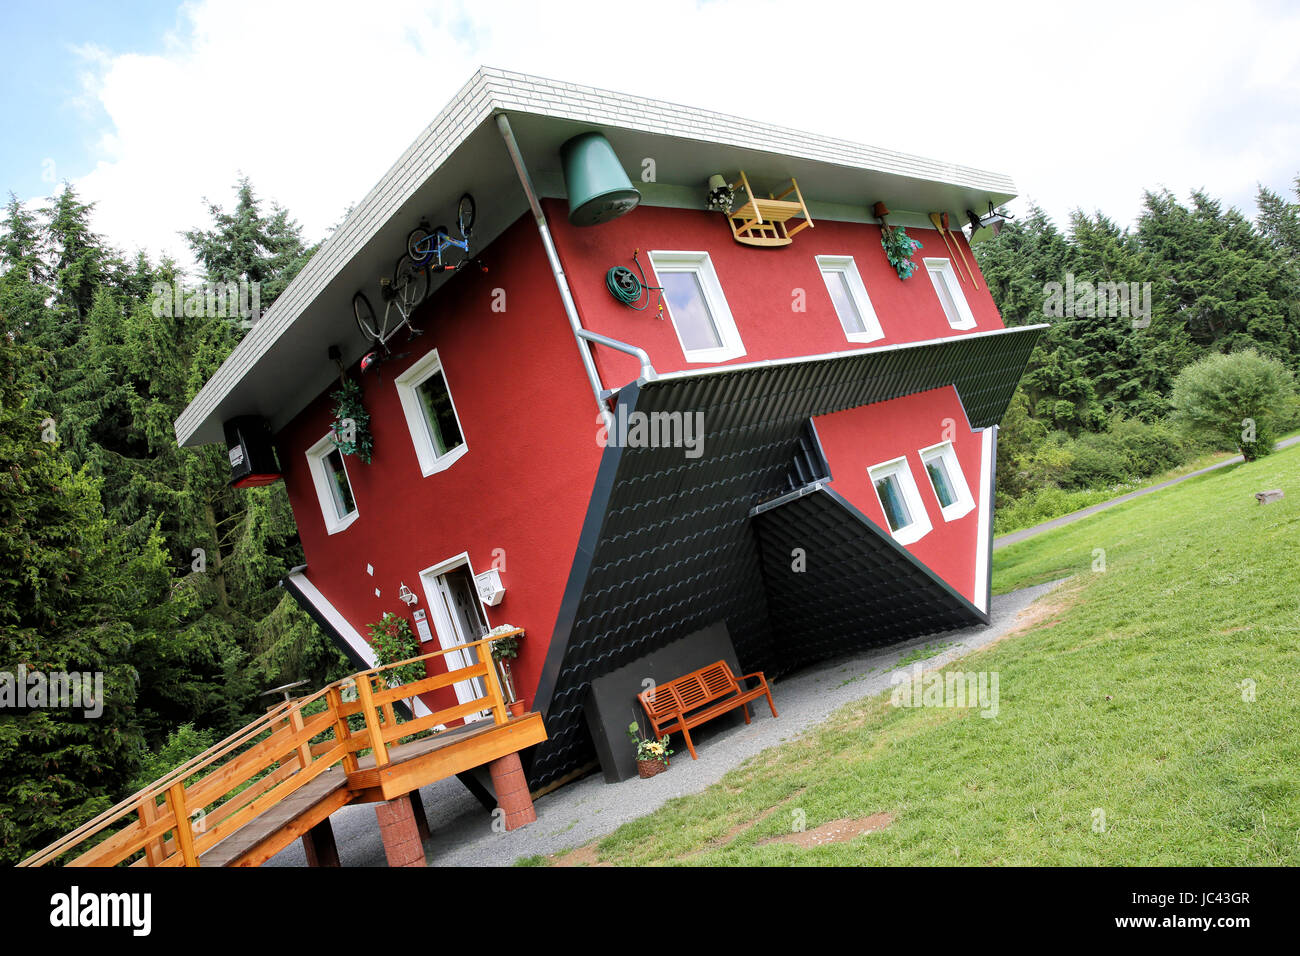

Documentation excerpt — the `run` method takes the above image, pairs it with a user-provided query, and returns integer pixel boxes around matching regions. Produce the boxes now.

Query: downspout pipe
[495,112,654,409]
[575,329,656,399]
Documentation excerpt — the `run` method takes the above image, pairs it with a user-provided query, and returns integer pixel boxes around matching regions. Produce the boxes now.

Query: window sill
[416,442,469,478]
[324,511,361,536]
[889,520,932,546]
[681,345,747,364]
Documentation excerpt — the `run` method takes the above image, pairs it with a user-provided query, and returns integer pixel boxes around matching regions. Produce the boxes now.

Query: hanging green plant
[330,377,373,463]
[367,612,423,686]
[881,225,924,280]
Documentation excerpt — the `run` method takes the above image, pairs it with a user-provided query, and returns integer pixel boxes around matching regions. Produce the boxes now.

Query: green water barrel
[560,131,641,226]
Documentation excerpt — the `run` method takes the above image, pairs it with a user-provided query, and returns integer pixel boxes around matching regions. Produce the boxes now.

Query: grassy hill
[534,443,1300,865]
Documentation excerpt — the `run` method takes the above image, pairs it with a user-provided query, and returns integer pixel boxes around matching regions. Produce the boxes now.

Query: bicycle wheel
[353,291,381,342]
[407,224,433,265]
[392,254,429,315]
[457,193,476,239]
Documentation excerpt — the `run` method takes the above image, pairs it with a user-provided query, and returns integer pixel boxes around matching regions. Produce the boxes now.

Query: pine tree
[0,309,176,863]
[183,177,316,319]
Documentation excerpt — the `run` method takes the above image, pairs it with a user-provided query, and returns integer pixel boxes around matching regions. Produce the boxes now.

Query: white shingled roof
[175,67,1016,447]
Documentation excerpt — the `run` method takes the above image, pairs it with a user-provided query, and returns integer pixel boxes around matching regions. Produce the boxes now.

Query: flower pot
[507,699,526,718]
[637,759,667,779]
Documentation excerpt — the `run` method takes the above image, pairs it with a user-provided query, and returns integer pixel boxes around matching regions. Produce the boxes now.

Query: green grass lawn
[534,443,1300,866]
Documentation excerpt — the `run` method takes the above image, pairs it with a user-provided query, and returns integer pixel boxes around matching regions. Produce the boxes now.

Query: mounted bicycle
[352,253,428,365]
[406,193,486,274]
[352,193,484,375]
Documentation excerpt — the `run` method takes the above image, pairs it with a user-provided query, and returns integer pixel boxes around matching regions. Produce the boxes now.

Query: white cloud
[60,0,1300,267]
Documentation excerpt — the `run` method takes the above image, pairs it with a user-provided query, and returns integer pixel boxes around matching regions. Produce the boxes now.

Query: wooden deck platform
[198,714,546,867]
[21,633,547,869]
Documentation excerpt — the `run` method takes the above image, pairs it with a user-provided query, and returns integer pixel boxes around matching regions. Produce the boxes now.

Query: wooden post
[165,782,199,867]
[409,790,431,843]
[484,650,509,725]
[137,796,164,867]
[355,675,389,767]
[302,818,340,868]
[287,705,312,771]
[327,685,359,773]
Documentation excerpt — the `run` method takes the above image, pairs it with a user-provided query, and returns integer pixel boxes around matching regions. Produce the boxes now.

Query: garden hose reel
[605,250,664,316]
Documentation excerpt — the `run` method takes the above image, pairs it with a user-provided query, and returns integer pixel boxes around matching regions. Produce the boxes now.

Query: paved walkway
[266,577,1067,868]
[993,436,1299,551]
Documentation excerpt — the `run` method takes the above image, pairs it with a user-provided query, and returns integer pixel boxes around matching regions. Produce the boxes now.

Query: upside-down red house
[176,68,1043,793]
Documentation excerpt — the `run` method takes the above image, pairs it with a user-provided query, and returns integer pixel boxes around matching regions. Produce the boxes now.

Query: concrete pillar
[302,818,340,868]
[488,752,537,831]
[374,794,426,867]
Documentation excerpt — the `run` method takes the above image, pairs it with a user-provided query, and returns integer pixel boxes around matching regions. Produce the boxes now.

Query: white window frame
[306,433,360,535]
[647,250,746,364]
[394,347,469,477]
[918,440,975,522]
[867,456,932,546]
[924,258,977,330]
[815,255,884,343]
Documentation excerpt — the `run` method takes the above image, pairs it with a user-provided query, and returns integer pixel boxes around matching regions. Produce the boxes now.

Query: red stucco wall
[277,203,996,716]
[813,386,985,603]
[276,213,604,714]
[545,199,1001,389]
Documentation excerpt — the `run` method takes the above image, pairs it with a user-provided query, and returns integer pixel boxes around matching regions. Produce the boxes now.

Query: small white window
[816,255,883,343]
[867,456,932,545]
[394,348,468,477]
[919,441,975,521]
[306,433,359,534]
[648,251,745,363]
[924,258,976,330]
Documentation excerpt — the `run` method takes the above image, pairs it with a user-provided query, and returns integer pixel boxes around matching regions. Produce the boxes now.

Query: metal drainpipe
[495,112,653,412]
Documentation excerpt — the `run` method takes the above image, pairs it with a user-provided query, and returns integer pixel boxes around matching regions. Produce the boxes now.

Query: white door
[424,565,490,722]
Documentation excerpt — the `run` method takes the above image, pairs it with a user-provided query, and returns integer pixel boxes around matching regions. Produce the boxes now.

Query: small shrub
[130,723,219,792]
[1170,350,1295,461]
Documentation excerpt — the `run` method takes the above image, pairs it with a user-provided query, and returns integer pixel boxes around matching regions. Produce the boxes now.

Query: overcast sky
[2,0,1297,269]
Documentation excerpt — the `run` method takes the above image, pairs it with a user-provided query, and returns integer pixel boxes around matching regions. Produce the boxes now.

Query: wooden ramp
[20,633,547,868]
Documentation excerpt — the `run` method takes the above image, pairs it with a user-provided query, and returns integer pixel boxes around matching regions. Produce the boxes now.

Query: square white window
[306,433,359,534]
[816,255,884,343]
[867,456,932,546]
[648,251,746,363]
[924,258,977,330]
[394,348,468,477]
[918,441,975,521]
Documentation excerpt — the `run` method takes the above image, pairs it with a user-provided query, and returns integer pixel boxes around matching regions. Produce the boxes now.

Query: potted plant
[367,612,423,717]
[628,721,673,779]
[330,377,374,463]
[880,224,923,280]
[488,625,525,717]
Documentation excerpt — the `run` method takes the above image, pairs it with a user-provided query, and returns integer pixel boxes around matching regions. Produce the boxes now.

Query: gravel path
[266,577,1067,868]
[993,436,1300,551]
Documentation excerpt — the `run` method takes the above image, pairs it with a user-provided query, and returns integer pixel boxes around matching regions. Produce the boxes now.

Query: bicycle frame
[411,230,469,272]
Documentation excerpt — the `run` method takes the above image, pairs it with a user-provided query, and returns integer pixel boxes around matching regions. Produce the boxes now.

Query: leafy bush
[1064,418,1191,488]
[1170,349,1296,461]
[130,723,219,793]
[993,485,1120,535]
[366,612,424,686]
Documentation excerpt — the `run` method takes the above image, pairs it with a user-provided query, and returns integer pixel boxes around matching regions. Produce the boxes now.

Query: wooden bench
[637,661,778,760]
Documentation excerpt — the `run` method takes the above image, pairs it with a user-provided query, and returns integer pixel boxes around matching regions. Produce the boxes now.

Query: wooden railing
[19,632,520,868]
